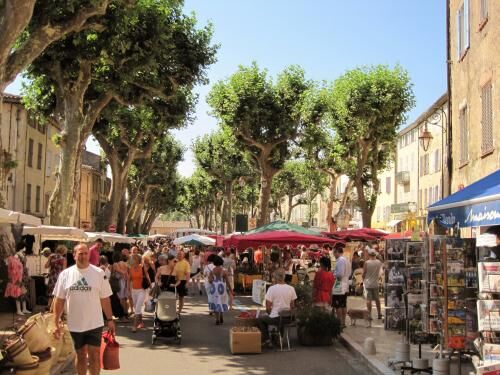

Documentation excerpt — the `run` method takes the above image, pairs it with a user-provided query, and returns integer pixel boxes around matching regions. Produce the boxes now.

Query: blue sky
[6,0,447,177]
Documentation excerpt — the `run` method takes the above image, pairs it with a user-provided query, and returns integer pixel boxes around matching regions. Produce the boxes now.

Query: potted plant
[296,306,342,346]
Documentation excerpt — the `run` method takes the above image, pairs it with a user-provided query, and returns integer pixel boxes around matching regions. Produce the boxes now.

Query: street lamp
[419,124,433,152]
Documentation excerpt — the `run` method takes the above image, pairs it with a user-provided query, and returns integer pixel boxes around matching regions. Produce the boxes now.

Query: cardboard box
[477,362,500,375]
[230,327,261,354]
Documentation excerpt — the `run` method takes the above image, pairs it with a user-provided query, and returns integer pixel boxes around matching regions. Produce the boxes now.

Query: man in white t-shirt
[256,268,297,348]
[332,246,351,328]
[53,243,114,375]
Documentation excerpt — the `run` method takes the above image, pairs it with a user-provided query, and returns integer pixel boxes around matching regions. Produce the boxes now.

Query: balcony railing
[396,171,410,185]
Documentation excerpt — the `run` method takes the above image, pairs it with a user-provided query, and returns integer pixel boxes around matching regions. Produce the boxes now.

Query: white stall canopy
[0,208,42,226]
[86,232,136,244]
[23,225,88,241]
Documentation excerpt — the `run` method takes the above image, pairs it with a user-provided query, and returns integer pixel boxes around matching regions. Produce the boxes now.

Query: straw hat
[4,335,33,366]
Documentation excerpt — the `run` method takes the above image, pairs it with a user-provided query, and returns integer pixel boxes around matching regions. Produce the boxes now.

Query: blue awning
[427,170,500,228]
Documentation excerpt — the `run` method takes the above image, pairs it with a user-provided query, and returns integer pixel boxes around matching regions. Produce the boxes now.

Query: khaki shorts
[365,287,379,301]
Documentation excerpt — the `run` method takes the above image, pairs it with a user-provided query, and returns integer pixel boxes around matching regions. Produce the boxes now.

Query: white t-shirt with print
[265,284,297,318]
[53,264,112,332]
[333,256,351,295]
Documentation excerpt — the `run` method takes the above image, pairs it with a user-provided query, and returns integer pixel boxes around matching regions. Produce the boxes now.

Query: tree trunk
[208,202,214,231]
[141,208,157,234]
[355,179,372,228]
[48,98,86,226]
[194,211,201,229]
[117,194,127,233]
[203,204,210,230]
[98,160,127,231]
[0,0,36,93]
[126,185,152,234]
[220,195,227,234]
[286,195,294,222]
[326,173,338,232]
[257,171,274,227]
[226,181,234,234]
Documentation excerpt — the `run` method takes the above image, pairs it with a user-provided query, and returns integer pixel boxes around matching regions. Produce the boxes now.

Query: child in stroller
[152,256,181,344]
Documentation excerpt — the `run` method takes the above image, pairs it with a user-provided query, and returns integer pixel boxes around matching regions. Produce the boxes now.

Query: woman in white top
[190,249,202,295]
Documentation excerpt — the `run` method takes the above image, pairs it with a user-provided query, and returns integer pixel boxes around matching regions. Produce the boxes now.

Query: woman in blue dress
[208,255,229,325]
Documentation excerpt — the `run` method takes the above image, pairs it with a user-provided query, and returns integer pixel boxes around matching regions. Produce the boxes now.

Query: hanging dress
[4,256,24,298]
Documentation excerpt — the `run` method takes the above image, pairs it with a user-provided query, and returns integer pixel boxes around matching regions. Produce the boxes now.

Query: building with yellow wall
[371,94,449,232]
[449,0,500,193]
[0,94,59,221]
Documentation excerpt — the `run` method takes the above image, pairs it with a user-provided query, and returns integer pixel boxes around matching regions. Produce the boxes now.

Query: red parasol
[223,230,343,251]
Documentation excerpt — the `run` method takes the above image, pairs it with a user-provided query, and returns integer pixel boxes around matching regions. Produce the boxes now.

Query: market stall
[224,230,342,251]
[22,225,88,242]
[173,233,216,246]
[245,220,323,236]
[0,208,42,226]
[86,231,136,244]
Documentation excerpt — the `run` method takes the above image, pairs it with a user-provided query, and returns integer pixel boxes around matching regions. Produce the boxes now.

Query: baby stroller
[152,289,181,345]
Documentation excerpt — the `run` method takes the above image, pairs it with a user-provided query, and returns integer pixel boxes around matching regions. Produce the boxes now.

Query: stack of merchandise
[0,313,75,374]
[385,239,408,331]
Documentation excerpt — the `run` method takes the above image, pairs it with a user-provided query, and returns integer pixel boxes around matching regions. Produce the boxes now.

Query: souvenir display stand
[473,243,500,373]
[384,236,479,373]
[385,239,409,333]
[385,238,434,372]
[428,236,477,353]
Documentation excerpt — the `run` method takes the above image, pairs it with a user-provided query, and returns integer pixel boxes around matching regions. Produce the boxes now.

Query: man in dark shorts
[174,250,190,315]
[53,243,115,375]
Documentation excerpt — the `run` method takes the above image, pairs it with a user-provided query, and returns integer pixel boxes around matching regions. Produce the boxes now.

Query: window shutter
[464,0,470,49]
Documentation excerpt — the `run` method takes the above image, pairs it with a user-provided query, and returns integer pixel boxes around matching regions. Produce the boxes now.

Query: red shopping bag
[100,331,120,370]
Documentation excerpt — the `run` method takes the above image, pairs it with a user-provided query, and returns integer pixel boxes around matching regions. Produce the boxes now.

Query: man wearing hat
[363,248,383,320]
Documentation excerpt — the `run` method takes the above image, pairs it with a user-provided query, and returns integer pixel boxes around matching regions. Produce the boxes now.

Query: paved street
[103,294,374,375]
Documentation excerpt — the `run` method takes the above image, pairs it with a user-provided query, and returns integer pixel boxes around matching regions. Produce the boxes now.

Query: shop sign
[428,200,500,228]
[391,203,410,213]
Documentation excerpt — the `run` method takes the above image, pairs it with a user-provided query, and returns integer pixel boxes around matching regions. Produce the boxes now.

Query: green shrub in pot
[296,306,342,346]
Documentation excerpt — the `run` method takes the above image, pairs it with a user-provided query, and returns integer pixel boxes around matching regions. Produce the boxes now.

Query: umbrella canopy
[428,169,500,227]
[0,208,42,226]
[23,225,87,241]
[224,230,343,251]
[245,220,322,236]
[323,228,388,242]
[86,232,136,244]
[173,234,216,246]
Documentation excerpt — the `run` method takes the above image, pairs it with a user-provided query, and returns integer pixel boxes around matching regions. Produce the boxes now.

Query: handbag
[141,267,151,290]
[149,284,161,299]
[100,331,120,370]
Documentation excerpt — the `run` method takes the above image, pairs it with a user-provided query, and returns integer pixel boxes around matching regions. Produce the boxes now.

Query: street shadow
[109,292,365,375]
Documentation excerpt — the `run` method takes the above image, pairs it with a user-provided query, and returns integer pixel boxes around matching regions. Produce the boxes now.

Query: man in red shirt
[88,239,103,267]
